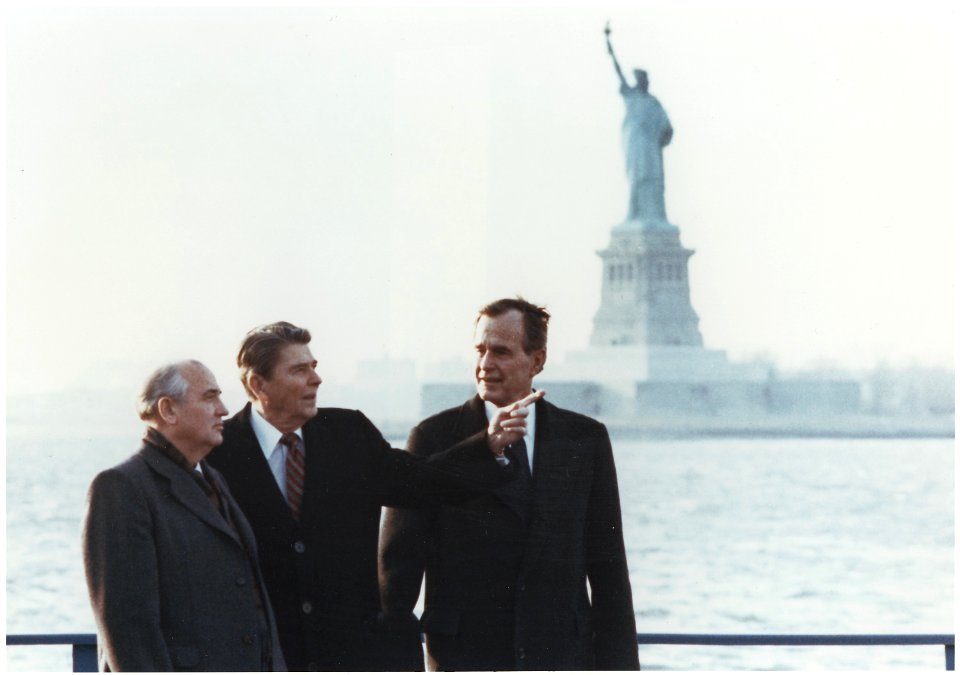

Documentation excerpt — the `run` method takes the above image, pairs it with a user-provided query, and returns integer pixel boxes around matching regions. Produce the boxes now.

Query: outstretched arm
[364,391,545,507]
[605,22,628,89]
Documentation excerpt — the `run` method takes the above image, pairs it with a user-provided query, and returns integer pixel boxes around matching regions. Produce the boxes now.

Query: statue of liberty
[605,23,673,224]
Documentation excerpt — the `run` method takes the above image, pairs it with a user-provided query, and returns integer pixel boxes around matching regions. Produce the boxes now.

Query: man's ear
[157,397,177,424]
[248,373,267,401]
[532,348,547,375]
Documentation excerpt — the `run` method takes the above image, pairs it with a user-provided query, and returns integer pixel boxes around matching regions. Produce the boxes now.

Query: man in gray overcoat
[82,360,286,671]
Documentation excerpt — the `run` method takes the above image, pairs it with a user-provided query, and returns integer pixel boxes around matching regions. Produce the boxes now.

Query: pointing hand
[486,390,545,457]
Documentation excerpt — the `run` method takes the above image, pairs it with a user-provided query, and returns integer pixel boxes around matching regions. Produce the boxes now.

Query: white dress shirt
[484,396,536,475]
[249,407,304,500]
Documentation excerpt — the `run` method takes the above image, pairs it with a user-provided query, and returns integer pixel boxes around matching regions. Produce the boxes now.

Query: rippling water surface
[6,432,953,670]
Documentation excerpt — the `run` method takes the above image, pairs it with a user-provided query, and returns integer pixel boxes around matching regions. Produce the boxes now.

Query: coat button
[242,635,254,645]
[307,662,319,671]
[302,601,313,614]
[294,541,306,553]
[518,647,526,660]
[235,577,247,586]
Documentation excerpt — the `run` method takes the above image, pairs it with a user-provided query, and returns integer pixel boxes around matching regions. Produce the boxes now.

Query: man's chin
[477,389,507,408]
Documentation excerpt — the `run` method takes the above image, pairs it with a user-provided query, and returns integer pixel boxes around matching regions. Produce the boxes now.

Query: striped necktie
[280,432,305,520]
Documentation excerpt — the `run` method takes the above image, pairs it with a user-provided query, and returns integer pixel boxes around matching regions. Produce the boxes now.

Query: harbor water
[6,427,953,671]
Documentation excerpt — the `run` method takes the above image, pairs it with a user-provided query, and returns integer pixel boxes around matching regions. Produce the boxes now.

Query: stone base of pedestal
[555,344,771,384]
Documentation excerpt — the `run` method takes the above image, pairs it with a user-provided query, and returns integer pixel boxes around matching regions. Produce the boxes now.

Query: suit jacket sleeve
[82,468,173,671]
[584,425,641,670]
[354,410,507,508]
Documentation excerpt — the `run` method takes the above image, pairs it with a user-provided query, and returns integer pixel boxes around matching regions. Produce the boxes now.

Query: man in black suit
[206,321,537,671]
[379,298,640,670]
[82,360,285,671]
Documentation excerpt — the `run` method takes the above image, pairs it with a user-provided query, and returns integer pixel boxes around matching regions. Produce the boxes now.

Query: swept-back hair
[237,321,312,398]
[476,297,550,353]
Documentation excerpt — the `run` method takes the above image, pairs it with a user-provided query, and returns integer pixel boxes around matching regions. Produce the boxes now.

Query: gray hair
[137,360,202,421]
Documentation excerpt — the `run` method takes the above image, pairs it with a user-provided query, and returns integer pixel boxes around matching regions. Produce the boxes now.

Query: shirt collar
[250,406,304,460]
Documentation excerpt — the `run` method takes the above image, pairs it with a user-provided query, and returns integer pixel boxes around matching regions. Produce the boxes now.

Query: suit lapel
[530,397,551,477]
[299,412,335,523]
[232,403,300,526]
[139,444,241,546]
[452,395,488,439]
[524,399,567,566]
[462,394,538,522]
[205,464,259,555]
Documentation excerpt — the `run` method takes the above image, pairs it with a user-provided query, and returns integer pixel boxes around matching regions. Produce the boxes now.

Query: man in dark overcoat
[380,298,640,671]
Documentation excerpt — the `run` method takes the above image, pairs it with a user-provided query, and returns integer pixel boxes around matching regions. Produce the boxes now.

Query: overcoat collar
[451,395,489,438]
[138,441,241,546]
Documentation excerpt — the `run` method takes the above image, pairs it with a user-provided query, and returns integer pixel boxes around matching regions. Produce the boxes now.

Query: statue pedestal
[555,344,770,387]
[541,345,775,417]
[590,221,703,348]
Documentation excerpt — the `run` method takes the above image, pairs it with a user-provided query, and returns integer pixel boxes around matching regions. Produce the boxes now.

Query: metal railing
[6,634,97,672]
[637,633,955,670]
[7,632,956,671]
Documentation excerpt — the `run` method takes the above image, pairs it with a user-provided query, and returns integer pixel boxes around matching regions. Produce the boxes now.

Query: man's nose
[309,369,322,386]
[216,399,229,417]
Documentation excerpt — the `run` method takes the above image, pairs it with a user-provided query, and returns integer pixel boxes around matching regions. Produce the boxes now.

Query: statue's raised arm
[604,22,673,224]
[605,22,629,89]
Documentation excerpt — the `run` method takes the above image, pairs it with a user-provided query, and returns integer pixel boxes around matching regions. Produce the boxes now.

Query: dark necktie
[280,432,305,520]
[502,439,533,523]
[507,439,532,482]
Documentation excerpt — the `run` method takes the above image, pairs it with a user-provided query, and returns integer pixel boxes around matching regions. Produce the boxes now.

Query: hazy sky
[6,1,957,398]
